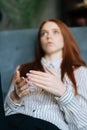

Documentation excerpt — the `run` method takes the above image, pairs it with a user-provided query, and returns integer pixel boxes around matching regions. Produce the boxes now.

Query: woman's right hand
[10,70,30,104]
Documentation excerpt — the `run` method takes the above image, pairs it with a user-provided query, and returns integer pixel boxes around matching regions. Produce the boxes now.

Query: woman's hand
[27,67,67,97]
[10,70,30,103]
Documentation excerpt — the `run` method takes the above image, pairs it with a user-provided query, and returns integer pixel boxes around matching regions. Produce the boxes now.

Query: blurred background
[0,0,87,30]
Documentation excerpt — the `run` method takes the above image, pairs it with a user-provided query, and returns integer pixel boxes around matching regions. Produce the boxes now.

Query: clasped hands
[12,67,66,101]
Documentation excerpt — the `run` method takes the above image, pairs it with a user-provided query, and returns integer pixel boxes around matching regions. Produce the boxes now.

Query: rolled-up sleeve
[4,81,24,115]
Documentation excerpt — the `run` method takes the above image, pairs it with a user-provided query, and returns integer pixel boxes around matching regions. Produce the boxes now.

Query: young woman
[4,19,87,130]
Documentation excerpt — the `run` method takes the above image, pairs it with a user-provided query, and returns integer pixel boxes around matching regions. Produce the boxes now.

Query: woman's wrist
[59,85,67,97]
[10,90,22,104]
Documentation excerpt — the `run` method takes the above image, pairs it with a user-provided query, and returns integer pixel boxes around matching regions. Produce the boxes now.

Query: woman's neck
[44,51,62,62]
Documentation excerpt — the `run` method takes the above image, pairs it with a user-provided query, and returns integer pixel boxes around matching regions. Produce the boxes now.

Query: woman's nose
[47,33,52,39]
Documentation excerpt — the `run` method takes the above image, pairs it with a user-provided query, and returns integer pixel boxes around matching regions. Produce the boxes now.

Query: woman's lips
[47,41,53,44]
[47,42,53,45]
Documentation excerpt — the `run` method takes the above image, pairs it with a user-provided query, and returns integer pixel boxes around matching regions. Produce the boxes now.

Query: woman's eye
[53,30,59,34]
[41,32,47,36]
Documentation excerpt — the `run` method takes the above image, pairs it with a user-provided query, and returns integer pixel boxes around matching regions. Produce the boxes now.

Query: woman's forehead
[41,21,60,31]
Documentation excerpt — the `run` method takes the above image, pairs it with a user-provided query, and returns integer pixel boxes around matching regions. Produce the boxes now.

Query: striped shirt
[4,57,87,130]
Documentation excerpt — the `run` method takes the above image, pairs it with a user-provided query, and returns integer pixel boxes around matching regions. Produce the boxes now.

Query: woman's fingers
[28,67,58,77]
[26,69,56,88]
[16,77,27,88]
[14,70,20,80]
[28,70,48,77]
[27,73,48,82]
[15,82,30,98]
[14,71,30,98]
[29,75,47,86]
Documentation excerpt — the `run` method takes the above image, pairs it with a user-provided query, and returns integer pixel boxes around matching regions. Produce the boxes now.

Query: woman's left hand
[27,67,67,97]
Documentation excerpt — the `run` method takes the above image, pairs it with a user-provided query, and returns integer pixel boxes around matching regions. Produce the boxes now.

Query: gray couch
[0,27,87,98]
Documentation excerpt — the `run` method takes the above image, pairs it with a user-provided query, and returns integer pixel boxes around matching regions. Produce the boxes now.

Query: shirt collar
[41,57,62,70]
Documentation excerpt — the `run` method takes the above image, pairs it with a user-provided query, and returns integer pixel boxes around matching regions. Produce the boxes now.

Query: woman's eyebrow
[41,28,60,32]
[41,29,47,32]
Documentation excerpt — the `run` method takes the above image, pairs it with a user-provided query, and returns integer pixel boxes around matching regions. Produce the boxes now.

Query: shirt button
[50,64,54,68]
[33,109,35,112]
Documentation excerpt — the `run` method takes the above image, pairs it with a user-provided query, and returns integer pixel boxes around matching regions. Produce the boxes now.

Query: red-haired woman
[4,19,87,130]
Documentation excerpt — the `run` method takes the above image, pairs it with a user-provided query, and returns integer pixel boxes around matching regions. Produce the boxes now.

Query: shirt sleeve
[4,66,24,115]
[55,66,87,130]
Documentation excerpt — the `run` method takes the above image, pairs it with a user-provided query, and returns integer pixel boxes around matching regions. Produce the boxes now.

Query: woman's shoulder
[75,66,87,72]
[74,66,87,77]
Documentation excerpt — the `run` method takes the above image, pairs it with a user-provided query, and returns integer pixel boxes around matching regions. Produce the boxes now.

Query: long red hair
[19,19,86,95]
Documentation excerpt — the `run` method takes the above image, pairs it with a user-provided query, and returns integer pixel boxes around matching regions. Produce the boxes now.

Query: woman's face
[40,21,64,56]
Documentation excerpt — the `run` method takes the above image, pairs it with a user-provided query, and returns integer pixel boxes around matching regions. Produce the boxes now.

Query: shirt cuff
[6,95,23,111]
[55,87,74,107]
